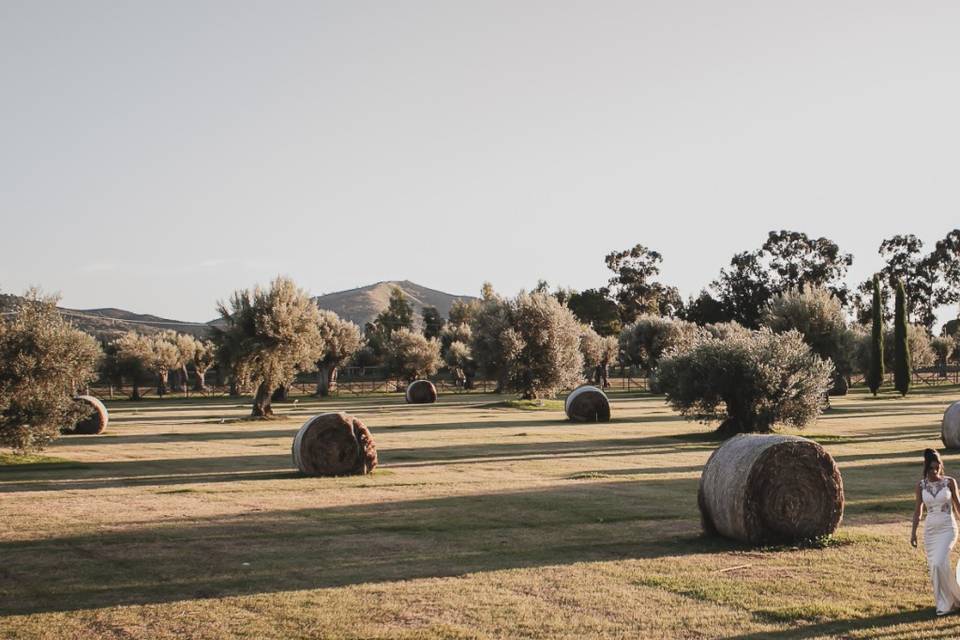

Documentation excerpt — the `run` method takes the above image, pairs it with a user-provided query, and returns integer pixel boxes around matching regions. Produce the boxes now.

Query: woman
[911,448,960,615]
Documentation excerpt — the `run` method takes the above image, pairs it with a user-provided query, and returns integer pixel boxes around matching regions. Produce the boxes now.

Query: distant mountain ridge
[0,294,211,340]
[314,280,477,327]
[2,281,475,340]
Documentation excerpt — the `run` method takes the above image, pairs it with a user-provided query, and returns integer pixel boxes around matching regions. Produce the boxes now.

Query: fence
[88,365,653,400]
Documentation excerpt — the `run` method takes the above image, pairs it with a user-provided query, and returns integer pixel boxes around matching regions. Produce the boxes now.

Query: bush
[0,291,102,452]
[657,328,833,436]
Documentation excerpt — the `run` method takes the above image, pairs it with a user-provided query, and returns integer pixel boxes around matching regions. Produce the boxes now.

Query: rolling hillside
[314,280,477,327]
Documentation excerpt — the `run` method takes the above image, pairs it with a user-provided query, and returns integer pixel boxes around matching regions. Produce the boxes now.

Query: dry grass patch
[1,385,959,638]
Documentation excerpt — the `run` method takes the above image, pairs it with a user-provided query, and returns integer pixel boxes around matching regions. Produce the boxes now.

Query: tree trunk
[193,368,207,391]
[157,371,167,397]
[252,382,274,417]
[464,371,475,390]
[131,381,142,401]
[316,365,332,397]
[229,378,240,397]
[180,365,190,392]
[600,364,610,389]
[272,384,289,402]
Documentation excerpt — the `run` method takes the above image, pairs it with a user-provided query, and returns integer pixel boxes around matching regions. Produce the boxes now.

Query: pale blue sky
[1,1,958,325]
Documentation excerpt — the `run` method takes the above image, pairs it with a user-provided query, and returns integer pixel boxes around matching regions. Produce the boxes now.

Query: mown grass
[1,385,959,639]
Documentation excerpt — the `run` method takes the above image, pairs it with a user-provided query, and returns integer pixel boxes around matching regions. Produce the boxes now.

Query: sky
[1,1,958,326]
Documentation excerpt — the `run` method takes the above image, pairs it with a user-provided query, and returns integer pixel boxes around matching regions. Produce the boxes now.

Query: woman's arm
[950,477,960,515]
[912,482,924,547]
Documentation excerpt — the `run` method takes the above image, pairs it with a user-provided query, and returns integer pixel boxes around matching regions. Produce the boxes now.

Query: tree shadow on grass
[722,607,948,639]
[0,477,717,616]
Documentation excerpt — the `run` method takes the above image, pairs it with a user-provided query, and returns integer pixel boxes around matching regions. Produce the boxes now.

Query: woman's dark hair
[924,448,943,478]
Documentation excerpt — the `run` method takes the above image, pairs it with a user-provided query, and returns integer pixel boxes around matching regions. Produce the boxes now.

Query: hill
[314,280,477,327]
[0,295,211,341]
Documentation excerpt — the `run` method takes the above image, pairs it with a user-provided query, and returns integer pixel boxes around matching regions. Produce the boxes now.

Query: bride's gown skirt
[923,479,960,615]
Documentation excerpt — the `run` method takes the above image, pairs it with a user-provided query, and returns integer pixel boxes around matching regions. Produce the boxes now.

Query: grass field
[2,385,960,639]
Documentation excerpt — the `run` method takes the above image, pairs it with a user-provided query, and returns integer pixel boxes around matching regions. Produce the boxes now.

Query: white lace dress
[922,477,960,615]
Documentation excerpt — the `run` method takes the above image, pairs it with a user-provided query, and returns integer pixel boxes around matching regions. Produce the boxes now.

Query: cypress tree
[867,275,884,396]
[893,279,911,396]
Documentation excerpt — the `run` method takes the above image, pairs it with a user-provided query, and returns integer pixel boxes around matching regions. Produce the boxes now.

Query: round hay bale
[564,385,611,422]
[698,434,844,545]
[68,395,108,435]
[941,402,960,449]
[405,380,437,404]
[292,412,377,476]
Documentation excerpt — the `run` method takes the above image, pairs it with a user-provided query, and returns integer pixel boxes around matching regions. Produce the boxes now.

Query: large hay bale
[405,379,437,404]
[564,385,611,422]
[68,395,108,435]
[292,412,377,476]
[942,402,960,449]
[698,434,844,545]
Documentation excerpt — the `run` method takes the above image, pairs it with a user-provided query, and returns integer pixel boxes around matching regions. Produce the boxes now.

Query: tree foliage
[567,288,621,336]
[0,291,102,452]
[468,288,514,392]
[657,328,833,436]
[711,231,852,328]
[421,306,444,340]
[503,292,584,399]
[604,244,682,322]
[315,310,362,396]
[867,275,885,396]
[385,328,441,381]
[212,276,323,416]
[763,287,856,385]
[114,331,154,400]
[618,315,700,373]
[893,280,911,396]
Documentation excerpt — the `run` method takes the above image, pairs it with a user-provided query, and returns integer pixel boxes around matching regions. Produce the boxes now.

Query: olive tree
[385,327,441,382]
[114,331,153,400]
[503,292,584,400]
[191,339,216,391]
[0,291,102,452]
[315,310,362,396]
[618,315,700,374]
[579,326,618,388]
[147,332,181,397]
[763,287,856,394]
[657,328,833,436]
[212,277,323,417]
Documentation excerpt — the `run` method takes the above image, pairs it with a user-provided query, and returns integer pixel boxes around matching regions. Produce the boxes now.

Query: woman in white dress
[911,448,960,615]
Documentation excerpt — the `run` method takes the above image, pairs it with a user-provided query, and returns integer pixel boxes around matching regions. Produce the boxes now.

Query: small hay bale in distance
[698,434,843,545]
[292,412,377,476]
[68,395,109,435]
[564,385,611,422]
[942,401,960,449]
[405,379,437,404]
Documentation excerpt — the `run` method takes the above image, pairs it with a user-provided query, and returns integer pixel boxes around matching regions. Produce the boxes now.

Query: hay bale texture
[942,401,960,449]
[68,395,108,435]
[405,379,437,404]
[565,385,611,422]
[698,434,844,545]
[292,412,377,476]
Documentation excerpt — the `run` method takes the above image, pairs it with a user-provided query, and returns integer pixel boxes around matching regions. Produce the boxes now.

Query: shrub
[0,291,102,452]
[657,328,833,436]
